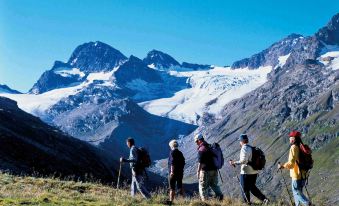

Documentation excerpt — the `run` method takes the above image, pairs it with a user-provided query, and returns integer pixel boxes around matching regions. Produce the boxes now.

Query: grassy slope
[0,172,291,206]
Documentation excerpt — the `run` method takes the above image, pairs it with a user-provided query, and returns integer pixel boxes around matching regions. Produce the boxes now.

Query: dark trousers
[240,174,266,203]
[169,173,183,190]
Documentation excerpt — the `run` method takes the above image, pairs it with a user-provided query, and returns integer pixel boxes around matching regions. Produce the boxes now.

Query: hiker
[120,137,151,199]
[229,134,269,205]
[278,131,311,206]
[168,139,185,203]
[195,134,223,201]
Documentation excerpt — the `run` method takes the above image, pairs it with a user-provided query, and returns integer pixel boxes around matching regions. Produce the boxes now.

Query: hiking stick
[304,184,312,204]
[117,162,122,189]
[278,162,293,206]
[218,169,224,183]
[230,160,250,204]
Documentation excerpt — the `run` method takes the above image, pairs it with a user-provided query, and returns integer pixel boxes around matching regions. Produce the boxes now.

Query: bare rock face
[67,41,127,73]
[46,84,197,161]
[232,33,304,69]
[316,13,339,45]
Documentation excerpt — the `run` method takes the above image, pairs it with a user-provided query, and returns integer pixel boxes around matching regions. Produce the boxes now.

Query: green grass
[0,172,290,206]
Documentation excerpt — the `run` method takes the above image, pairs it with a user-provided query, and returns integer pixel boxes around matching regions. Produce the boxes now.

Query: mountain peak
[285,33,303,40]
[316,13,339,45]
[128,55,142,62]
[67,41,127,72]
[143,49,180,69]
[231,33,303,69]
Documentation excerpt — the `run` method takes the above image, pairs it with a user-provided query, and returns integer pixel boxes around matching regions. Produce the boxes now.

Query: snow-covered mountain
[30,41,127,94]
[140,66,272,124]
[139,33,308,125]
[1,32,317,132]
[143,49,181,70]
[3,14,339,181]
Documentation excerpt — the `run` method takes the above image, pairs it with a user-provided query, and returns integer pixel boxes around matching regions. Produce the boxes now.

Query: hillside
[0,172,329,206]
[0,97,116,182]
[0,172,240,206]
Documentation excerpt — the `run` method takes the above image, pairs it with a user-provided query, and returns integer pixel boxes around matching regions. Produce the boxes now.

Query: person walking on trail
[229,134,269,205]
[168,139,185,204]
[120,137,151,199]
[195,134,223,201]
[278,131,311,206]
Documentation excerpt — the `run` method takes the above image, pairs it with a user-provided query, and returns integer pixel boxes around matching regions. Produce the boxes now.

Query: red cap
[289,131,301,138]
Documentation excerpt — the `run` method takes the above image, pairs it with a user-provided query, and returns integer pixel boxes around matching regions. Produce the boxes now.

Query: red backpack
[297,144,313,171]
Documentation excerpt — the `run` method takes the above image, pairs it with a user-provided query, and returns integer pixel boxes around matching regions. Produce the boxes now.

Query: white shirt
[235,144,258,175]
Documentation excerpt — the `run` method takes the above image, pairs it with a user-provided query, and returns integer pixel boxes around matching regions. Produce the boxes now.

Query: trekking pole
[230,160,250,204]
[218,169,224,183]
[278,162,293,206]
[304,184,312,204]
[116,162,122,189]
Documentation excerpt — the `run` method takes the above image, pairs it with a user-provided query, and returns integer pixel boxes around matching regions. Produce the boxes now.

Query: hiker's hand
[170,172,174,177]
[229,160,235,167]
[278,163,283,169]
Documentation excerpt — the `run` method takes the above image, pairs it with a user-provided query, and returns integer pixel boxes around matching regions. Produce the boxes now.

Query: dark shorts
[169,173,183,190]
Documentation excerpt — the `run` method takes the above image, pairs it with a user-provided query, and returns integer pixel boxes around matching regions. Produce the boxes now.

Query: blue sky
[0,0,338,92]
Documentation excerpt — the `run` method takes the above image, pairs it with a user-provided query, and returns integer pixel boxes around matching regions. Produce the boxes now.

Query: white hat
[194,133,204,142]
[169,139,178,149]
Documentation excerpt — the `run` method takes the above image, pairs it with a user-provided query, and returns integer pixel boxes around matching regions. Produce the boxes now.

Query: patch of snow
[277,53,291,67]
[86,70,114,82]
[148,64,156,69]
[71,58,78,65]
[54,67,85,78]
[0,85,84,117]
[140,66,272,125]
[0,69,118,117]
[318,45,339,70]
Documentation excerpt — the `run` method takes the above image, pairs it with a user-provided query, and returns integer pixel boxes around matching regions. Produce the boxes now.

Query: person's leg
[135,174,151,199]
[248,174,266,201]
[199,170,209,201]
[209,170,223,200]
[240,174,251,203]
[131,175,136,197]
[169,174,176,202]
[177,173,184,196]
[292,179,311,206]
[292,179,301,206]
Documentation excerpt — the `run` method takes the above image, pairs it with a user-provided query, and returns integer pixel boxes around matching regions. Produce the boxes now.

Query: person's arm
[169,151,174,176]
[124,147,138,163]
[170,165,174,176]
[197,150,203,178]
[197,163,202,179]
[234,146,249,165]
[282,145,298,169]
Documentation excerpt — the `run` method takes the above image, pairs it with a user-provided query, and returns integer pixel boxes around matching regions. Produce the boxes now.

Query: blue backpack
[210,143,224,169]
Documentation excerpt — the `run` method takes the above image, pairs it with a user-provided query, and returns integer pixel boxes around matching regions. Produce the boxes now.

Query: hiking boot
[262,199,269,205]
[164,200,172,205]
